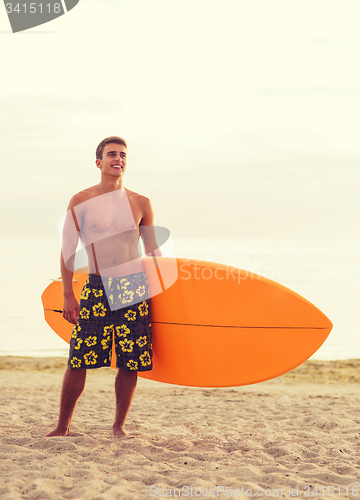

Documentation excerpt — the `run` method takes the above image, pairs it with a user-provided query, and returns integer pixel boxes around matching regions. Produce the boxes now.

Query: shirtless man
[46,136,160,438]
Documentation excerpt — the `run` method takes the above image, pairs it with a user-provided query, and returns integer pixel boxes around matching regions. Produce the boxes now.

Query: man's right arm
[61,195,83,325]
[60,252,80,325]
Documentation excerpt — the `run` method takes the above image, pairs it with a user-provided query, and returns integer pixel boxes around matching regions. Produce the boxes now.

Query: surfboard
[41,258,332,387]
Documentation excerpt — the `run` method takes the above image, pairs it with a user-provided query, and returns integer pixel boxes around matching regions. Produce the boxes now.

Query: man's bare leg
[45,367,86,437]
[113,368,137,438]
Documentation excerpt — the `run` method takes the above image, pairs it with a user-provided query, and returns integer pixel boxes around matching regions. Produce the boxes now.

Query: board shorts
[68,272,153,371]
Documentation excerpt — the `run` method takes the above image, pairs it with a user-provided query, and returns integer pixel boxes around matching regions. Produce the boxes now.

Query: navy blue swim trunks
[68,272,153,371]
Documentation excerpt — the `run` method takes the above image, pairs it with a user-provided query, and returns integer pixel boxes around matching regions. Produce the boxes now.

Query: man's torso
[72,186,146,277]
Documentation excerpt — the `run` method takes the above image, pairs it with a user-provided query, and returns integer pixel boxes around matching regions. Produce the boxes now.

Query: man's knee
[64,366,87,384]
[116,367,137,381]
[67,366,86,374]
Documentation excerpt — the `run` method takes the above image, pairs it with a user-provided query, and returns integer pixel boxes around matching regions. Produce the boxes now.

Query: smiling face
[96,142,127,178]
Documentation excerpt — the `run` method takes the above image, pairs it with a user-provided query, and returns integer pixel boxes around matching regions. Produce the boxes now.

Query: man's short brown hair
[96,136,127,160]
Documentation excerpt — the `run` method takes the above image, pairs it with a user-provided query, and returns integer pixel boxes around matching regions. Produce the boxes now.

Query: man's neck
[98,176,124,194]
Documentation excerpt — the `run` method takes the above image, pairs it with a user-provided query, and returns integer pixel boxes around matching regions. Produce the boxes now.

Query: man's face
[96,143,127,178]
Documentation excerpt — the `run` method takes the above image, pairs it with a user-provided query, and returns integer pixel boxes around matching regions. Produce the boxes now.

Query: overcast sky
[1,0,359,239]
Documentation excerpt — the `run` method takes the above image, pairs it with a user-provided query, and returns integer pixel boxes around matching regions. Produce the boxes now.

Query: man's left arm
[139,198,162,257]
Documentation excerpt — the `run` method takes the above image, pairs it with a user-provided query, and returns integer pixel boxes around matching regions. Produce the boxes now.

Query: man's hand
[63,294,80,325]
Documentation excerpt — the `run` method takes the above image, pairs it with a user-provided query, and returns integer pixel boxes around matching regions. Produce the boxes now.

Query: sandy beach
[1,358,359,499]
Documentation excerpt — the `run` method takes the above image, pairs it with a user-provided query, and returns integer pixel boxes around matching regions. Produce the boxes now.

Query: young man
[46,136,160,438]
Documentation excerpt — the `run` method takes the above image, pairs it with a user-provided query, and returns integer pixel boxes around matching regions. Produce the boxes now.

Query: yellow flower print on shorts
[124,310,136,321]
[71,324,81,339]
[115,325,130,338]
[74,338,83,350]
[84,336,97,347]
[70,357,82,368]
[121,290,134,304]
[138,301,149,316]
[84,350,98,365]
[80,286,91,300]
[103,325,114,338]
[140,351,152,367]
[119,339,134,353]
[68,273,152,371]
[136,336,147,348]
[92,302,107,317]
[79,308,90,320]
[101,338,111,350]
[136,285,146,297]
[127,360,138,370]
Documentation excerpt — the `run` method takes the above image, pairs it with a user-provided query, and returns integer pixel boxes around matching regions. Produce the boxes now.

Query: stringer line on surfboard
[43,309,328,329]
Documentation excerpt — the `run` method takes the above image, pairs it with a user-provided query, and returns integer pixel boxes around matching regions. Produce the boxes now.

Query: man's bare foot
[113,426,134,439]
[44,427,69,437]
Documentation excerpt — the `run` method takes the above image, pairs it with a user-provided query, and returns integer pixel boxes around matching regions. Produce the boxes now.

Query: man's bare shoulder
[68,185,100,210]
[125,188,151,207]
[125,189,153,224]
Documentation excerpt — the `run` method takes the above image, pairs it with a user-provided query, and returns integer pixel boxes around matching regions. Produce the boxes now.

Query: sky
[0,1,359,361]
[1,0,359,240]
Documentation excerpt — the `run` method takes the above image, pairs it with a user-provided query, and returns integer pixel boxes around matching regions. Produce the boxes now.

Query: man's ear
[95,159,101,169]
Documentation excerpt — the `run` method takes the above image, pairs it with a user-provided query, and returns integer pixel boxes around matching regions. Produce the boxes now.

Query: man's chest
[75,191,143,237]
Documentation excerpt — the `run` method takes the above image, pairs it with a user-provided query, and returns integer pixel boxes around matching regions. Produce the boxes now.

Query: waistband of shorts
[87,271,148,285]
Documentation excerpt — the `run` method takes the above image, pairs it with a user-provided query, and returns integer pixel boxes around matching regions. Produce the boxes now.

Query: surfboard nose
[270,285,333,331]
[311,308,333,331]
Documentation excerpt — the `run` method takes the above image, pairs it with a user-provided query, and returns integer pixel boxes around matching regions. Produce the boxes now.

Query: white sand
[0,358,360,499]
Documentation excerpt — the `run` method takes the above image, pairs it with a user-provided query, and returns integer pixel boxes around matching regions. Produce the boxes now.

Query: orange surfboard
[41,258,332,387]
